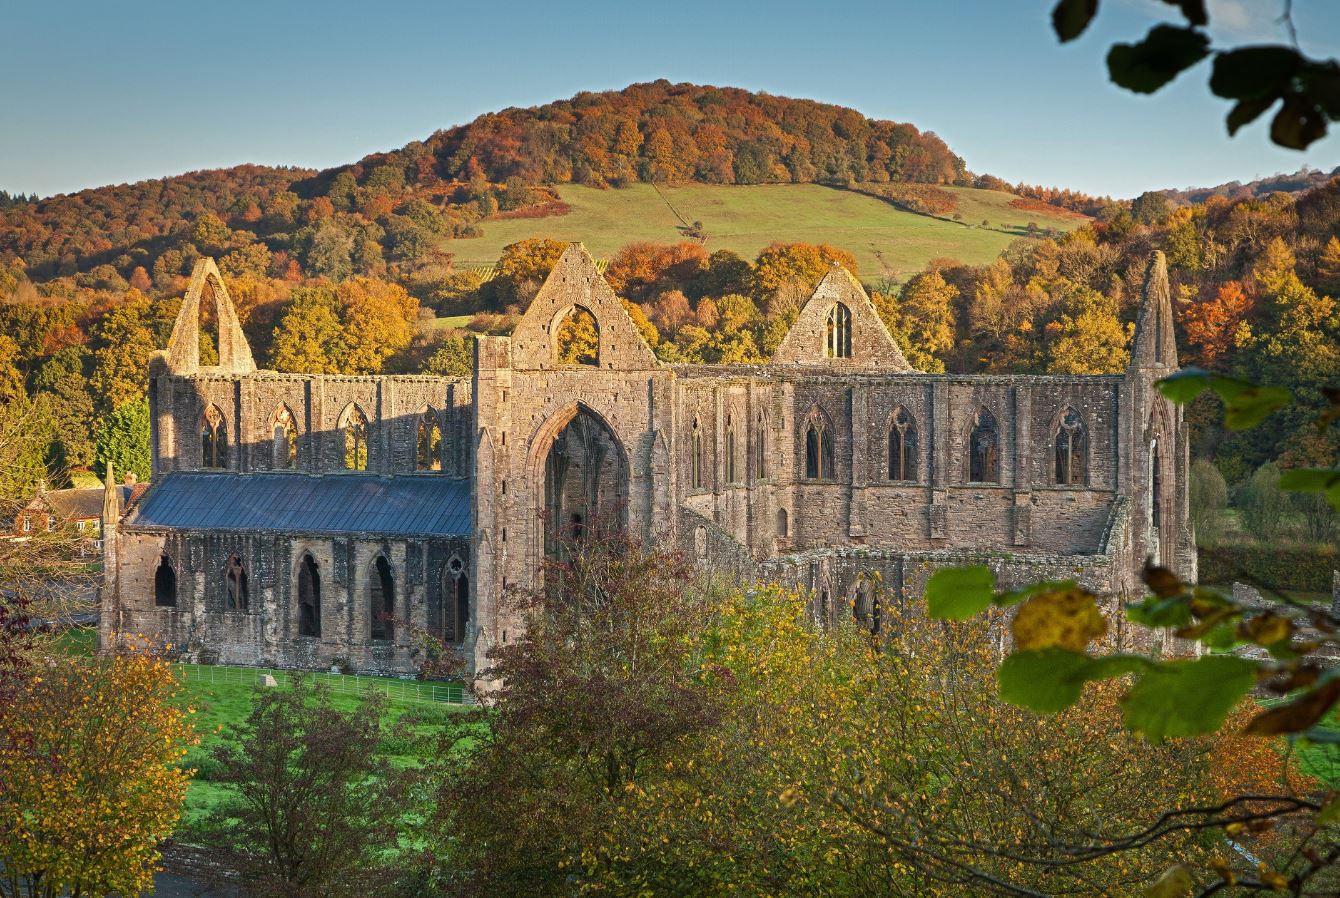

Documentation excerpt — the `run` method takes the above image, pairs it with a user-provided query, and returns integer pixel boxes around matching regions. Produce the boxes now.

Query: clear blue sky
[2,0,1337,199]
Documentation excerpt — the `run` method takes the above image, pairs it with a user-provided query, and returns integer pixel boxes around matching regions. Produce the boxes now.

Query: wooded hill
[0,81,992,284]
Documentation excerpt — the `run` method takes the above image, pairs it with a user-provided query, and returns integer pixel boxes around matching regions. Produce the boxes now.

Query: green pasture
[445,182,1083,282]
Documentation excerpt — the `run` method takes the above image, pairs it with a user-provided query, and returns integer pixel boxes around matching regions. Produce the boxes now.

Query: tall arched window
[341,405,369,471]
[888,407,918,481]
[776,507,788,537]
[369,555,395,641]
[272,407,297,470]
[724,414,737,483]
[154,554,177,607]
[968,407,1000,484]
[1054,408,1087,486]
[691,418,704,489]
[224,554,249,611]
[754,412,767,480]
[298,553,321,638]
[201,405,228,468]
[825,303,852,358]
[416,407,442,472]
[555,306,600,366]
[1150,439,1162,531]
[804,410,835,480]
[454,573,469,646]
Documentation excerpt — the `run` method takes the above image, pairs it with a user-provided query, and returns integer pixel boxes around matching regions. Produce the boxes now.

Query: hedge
[1198,544,1337,594]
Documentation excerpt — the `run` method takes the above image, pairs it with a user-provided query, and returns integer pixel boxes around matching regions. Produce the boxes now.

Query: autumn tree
[334,277,420,374]
[0,650,196,898]
[750,242,858,298]
[1182,281,1253,366]
[88,290,162,414]
[270,287,348,374]
[893,269,958,372]
[492,238,567,307]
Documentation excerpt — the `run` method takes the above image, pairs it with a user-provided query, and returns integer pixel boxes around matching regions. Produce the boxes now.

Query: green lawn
[445,182,1083,282]
[433,314,475,330]
[48,627,467,829]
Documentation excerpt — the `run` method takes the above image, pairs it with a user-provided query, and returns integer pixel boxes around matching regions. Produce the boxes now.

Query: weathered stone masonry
[101,247,1191,677]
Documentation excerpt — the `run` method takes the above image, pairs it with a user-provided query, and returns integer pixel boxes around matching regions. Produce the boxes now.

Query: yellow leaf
[1011,586,1107,652]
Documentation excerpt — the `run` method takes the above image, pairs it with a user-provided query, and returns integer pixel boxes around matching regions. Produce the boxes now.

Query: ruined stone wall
[150,371,472,478]
[110,527,468,675]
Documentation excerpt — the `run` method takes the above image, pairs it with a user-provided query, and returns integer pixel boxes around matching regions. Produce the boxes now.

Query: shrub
[1190,458,1228,546]
[1198,543,1338,593]
[1236,462,1285,541]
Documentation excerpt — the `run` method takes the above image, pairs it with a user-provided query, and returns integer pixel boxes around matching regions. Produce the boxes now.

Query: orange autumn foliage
[0,650,197,898]
[1182,280,1254,366]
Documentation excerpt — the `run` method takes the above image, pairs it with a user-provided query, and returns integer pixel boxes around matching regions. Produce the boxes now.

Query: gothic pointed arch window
[298,553,321,638]
[724,414,737,483]
[416,407,442,472]
[154,554,177,607]
[340,404,369,471]
[224,554,249,611]
[804,409,835,480]
[691,418,704,489]
[825,302,852,359]
[201,404,228,468]
[555,306,600,366]
[442,555,469,645]
[369,555,395,641]
[968,407,1000,484]
[754,411,767,480]
[888,406,918,482]
[1054,408,1088,486]
[272,406,298,470]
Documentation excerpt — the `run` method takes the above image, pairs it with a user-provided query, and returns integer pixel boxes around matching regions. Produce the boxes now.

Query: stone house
[100,248,1191,677]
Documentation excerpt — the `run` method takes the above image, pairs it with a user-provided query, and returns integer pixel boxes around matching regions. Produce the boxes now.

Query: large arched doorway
[540,405,629,559]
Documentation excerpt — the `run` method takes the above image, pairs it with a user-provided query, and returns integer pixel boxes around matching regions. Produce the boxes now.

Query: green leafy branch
[1051,0,1340,149]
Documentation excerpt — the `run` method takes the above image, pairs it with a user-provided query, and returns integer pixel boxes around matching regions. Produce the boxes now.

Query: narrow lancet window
[804,411,834,480]
[298,554,321,637]
[754,412,767,480]
[725,415,736,483]
[825,302,852,358]
[224,554,249,611]
[417,407,442,472]
[888,407,917,481]
[1054,409,1087,486]
[370,555,394,641]
[273,407,297,469]
[968,407,1000,484]
[201,405,228,468]
[691,419,704,489]
[342,405,369,471]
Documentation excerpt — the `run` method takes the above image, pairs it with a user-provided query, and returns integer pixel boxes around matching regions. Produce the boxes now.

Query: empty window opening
[888,407,918,481]
[224,554,249,611]
[555,306,600,366]
[691,418,704,489]
[416,407,442,472]
[968,407,1000,484]
[298,554,321,638]
[154,554,177,607]
[201,405,228,468]
[1054,409,1087,486]
[342,405,369,471]
[804,412,835,480]
[454,573,469,646]
[754,413,767,480]
[725,415,737,483]
[273,407,297,469]
[776,508,789,538]
[825,302,852,359]
[370,555,395,641]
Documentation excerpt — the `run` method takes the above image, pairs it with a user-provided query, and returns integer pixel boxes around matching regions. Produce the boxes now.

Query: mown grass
[48,627,468,827]
[446,182,1082,280]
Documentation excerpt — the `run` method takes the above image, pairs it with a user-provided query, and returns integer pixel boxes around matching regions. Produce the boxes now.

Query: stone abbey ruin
[99,246,1192,678]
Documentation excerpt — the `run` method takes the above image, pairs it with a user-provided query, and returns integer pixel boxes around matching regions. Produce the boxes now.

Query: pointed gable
[164,258,257,375]
[1129,251,1178,372]
[508,244,660,371]
[770,266,912,370]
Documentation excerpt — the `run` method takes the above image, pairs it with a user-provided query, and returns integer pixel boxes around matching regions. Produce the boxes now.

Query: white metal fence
[175,663,469,705]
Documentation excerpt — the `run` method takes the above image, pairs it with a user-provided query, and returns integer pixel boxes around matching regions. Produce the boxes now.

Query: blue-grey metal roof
[127,472,471,537]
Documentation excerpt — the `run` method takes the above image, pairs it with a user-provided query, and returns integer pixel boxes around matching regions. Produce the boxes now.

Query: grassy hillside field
[446,183,1084,282]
